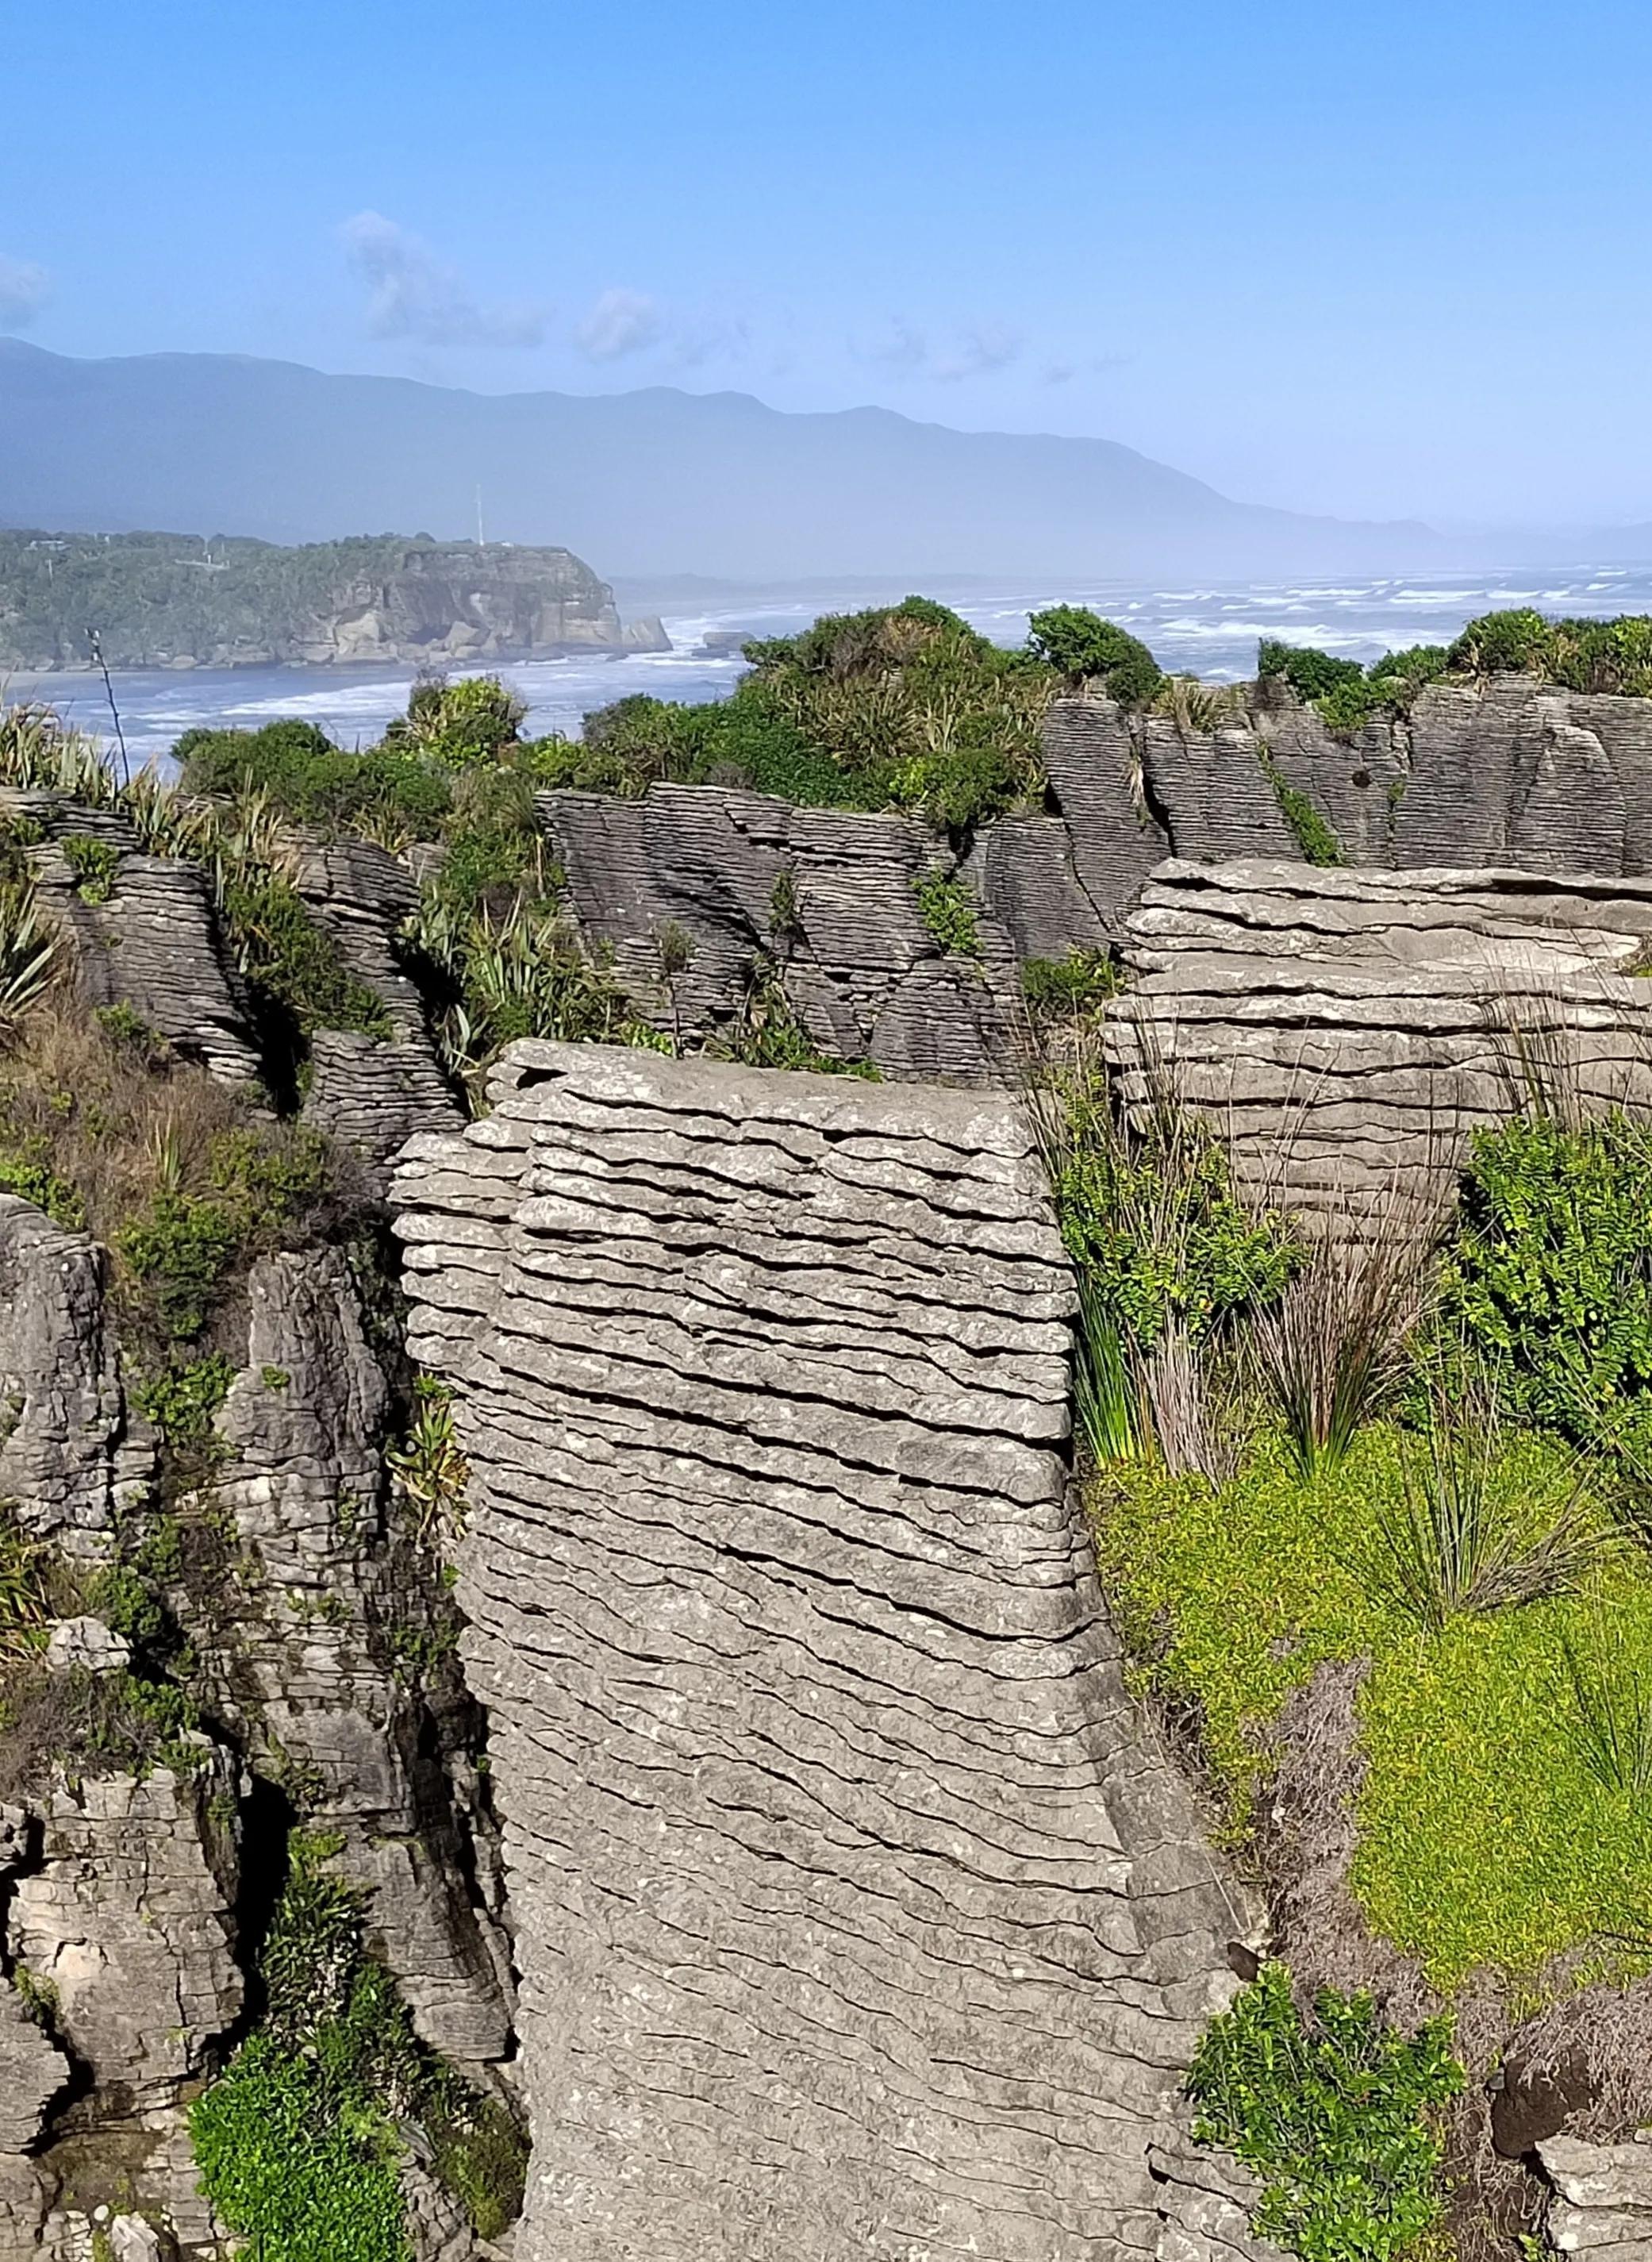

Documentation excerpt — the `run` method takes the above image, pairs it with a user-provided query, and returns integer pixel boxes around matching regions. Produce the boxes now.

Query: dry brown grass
[0,994,248,1248]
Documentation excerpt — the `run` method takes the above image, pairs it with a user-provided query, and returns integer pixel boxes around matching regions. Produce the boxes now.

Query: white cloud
[931,322,1021,382]
[340,211,547,348]
[574,287,664,362]
[0,255,50,331]
[858,316,1022,381]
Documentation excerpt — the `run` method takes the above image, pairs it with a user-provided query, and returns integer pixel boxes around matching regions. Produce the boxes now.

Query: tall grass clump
[1031,1029,1297,1472]
[1552,1603,1652,1797]
[1352,1391,1605,1630]
[1249,1197,1438,1483]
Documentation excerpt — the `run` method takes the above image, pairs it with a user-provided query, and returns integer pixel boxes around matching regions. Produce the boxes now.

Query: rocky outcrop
[1039,674,1652,906]
[537,783,1019,1079]
[197,1247,513,2071]
[0,1213,512,2255]
[1,530,663,671]
[0,1198,145,1560]
[1537,2133,1652,2256]
[1108,858,1652,1221]
[2,791,263,1083]
[391,1042,1263,2262]
[293,836,464,1170]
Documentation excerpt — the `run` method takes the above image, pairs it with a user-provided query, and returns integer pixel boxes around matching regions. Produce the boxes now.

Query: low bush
[1448,608,1652,695]
[192,1831,527,2260]
[60,833,120,905]
[1188,1960,1462,2262]
[1439,1106,1652,1459]
[222,873,392,1041]
[177,718,451,843]
[1020,948,1117,1022]
[1027,605,1164,706]
[912,871,982,957]
[117,1123,332,1345]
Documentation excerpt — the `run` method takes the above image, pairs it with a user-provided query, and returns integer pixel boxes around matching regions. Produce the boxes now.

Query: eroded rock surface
[392,1041,1259,2262]
[1538,2133,1652,2257]
[536,783,1017,1079]
[1109,859,1652,1220]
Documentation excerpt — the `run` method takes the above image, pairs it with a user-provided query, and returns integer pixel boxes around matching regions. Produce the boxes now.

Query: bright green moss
[1354,1583,1652,1987]
[1092,1427,1652,1989]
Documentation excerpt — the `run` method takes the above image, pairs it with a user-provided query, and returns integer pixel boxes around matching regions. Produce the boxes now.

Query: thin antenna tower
[475,485,486,550]
[86,628,131,786]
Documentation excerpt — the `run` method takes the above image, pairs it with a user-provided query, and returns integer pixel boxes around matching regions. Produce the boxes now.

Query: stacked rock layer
[391,1042,1271,2262]
[1108,859,1652,1221]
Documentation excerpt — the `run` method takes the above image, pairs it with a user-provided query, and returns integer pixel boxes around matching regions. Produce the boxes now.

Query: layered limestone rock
[1537,2133,1652,2257]
[391,1041,1266,2262]
[197,1246,514,2070]
[1039,672,1652,906]
[1,791,263,1084]
[0,1197,146,1559]
[1108,859,1652,1219]
[536,783,1019,1079]
[0,1209,512,2255]
[294,836,463,1171]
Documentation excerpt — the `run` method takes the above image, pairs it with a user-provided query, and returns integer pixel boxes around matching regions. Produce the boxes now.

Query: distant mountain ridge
[0,340,1433,581]
[0,525,668,671]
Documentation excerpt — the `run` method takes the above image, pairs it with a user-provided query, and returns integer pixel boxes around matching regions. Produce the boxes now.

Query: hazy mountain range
[0,340,1634,582]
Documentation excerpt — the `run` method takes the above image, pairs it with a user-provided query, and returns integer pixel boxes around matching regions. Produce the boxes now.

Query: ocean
[12,560,1652,771]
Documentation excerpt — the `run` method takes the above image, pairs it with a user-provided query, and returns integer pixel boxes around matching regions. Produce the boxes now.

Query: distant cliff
[0,526,670,669]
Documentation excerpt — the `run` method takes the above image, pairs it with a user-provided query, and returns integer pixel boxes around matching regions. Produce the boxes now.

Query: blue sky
[3,0,1650,525]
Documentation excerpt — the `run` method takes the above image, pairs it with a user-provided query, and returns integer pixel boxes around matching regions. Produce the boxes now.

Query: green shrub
[117,1124,331,1344]
[221,875,393,1041]
[0,1131,87,1229]
[60,833,120,905]
[1187,1960,1462,2262]
[712,963,880,1079]
[1027,605,1164,706]
[912,871,981,957]
[1439,1108,1652,1456]
[177,718,451,841]
[1261,753,1345,865]
[582,598,1056,829]
[191,2032,409,2262]
[387,674,525,770]
[1020,948,1117,1021]
[1258,641,1369,706]
[1446,609,1652,695]
[192,1831,526,2259]
[131,1352,238,1445]
[1051,1094,1296,1356]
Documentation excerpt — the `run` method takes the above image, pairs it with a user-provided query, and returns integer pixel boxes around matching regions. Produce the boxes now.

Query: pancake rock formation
[1108,859,1652,1222]
[391,1041,1272,2262]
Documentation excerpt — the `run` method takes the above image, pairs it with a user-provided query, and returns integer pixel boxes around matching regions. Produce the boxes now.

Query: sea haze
[16,563,1652,771]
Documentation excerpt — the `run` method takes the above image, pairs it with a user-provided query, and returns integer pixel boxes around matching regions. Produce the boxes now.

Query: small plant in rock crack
[386,1376,469,1543]
[912,869,982,958]
[1187,1960,1462,2262]
[60,833,120,905]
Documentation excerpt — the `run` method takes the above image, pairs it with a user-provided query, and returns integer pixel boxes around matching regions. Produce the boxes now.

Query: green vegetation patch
[1438,1107,1652,1459]
[192,1831,527,2261]
[176,718,451,844]
[1261,751,1346,866]
[575,596,1061,829]
[1189,1961,1462,2262]
[912,870,982,957]
[1093,1425,1652,1987]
